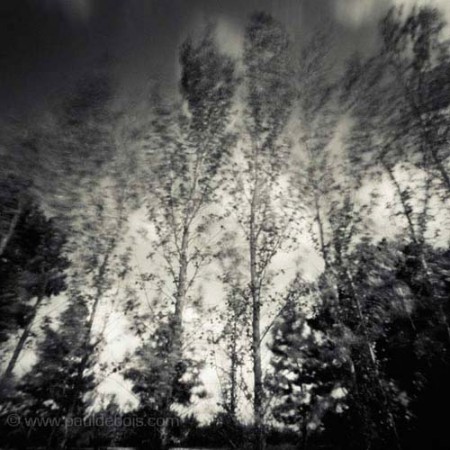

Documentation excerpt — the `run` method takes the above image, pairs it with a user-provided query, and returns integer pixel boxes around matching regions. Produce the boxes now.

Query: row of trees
[268,6,450,450]
[0,4,449,450]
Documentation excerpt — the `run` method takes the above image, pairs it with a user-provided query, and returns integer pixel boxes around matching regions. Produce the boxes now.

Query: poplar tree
[225,12,296,450]
[126,26,236,450]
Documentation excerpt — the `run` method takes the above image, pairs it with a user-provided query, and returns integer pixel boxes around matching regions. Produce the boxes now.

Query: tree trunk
[383,160,450,343]
[174,225,189,345]
[390,59,450,196]
[158,225,190,450]
[430,147,450,194]
[229,316,238,420]
[250,178,264,450]
[1,288,45,386]
[312,178,328,268]
[0,200,23,259]
[382,160,418,244]
[343,266,402,450]
[60,245,114,450]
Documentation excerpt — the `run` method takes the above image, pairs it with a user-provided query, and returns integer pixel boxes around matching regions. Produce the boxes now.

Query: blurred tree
[125,24,236,450]
[223,11,297,450]
[381,6,450,194]
[0,186,69,392]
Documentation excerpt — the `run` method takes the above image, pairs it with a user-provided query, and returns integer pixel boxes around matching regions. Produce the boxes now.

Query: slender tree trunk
[313,188,328,268]
[315,193,400,448]
[159,225,189,450]
[342,265,402,450]
[60,246,114,450]
[174,225,189,342]
[306,140,328,269]
[390,60,450,196]
[229,316,238,421]
[250,177,264,450]
[1,282,46,386]
[383,159,450,343]
[0,200,22,258]
[159,371,175,450]
[430,147,450,194]
[381,160,418,244]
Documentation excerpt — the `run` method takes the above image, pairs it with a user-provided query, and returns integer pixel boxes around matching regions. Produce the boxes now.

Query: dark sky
[0,0,392,117]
